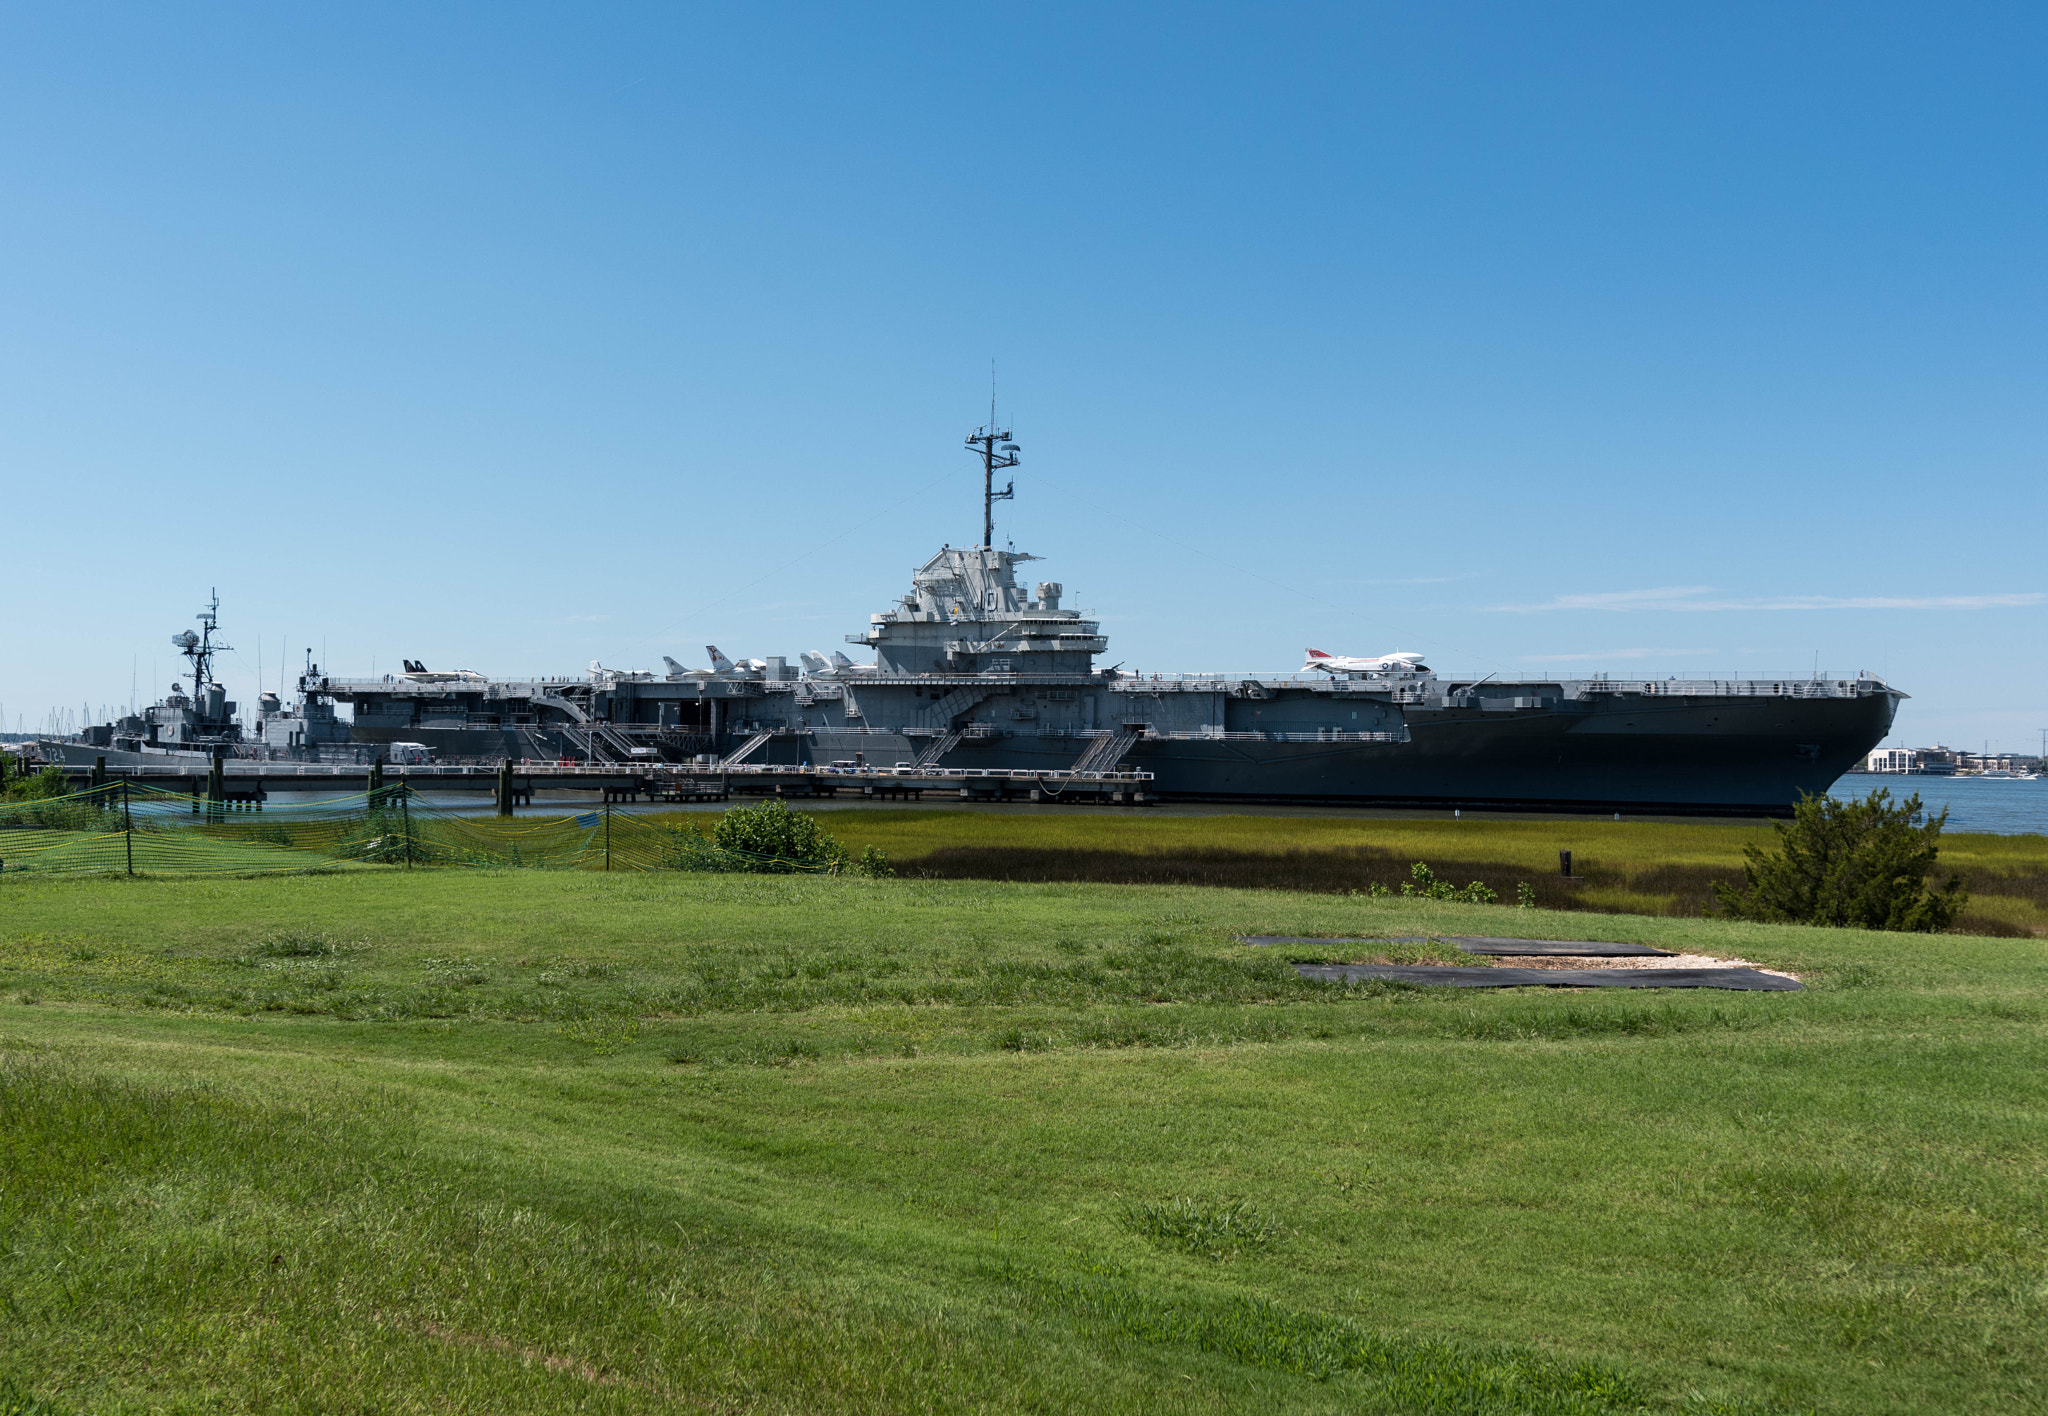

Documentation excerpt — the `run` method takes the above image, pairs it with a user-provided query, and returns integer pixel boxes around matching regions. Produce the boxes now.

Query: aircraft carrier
[49,423,1902,815]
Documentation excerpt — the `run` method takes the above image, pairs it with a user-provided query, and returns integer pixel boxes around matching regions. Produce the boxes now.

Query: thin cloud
[1521,647,1716,663]
[1491,586,2045,613]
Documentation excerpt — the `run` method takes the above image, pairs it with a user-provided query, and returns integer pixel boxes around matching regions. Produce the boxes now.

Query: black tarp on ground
[1446,936,1675,957]
[1294,963,1801,991]
[1238,935,1675,957]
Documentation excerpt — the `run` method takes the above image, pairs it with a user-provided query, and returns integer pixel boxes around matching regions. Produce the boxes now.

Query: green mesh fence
[0,784,842,879]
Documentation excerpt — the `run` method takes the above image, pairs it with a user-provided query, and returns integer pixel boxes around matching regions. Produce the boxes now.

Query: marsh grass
[908,844,2041,936]
[798,810,2048,935]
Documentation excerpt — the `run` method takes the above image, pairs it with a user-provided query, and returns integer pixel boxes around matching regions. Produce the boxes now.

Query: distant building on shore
[1859,745,2036,775]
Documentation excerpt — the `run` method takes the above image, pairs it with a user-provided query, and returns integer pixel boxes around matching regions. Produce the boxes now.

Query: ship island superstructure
[49,420,1905,814]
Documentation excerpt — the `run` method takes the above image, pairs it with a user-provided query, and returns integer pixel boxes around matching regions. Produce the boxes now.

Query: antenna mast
[964,385,1021,549]
[171,588,232,691]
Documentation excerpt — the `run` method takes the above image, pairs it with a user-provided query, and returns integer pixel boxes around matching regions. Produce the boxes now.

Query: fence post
[604,798,612,872]
[497,758,513,818]
[123,781,134,878]
[400,783,413,870]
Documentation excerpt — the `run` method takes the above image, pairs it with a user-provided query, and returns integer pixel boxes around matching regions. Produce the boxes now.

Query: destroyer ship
[46,592,361,768]
[49,423,1902,814]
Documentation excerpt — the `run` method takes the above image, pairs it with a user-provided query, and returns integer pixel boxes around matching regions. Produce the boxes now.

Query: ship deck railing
[727,765,1154,783]
[305,671,1893,700]
[61,760,1154,784]
[1572,678,1891,699]
[738,725,1408,744]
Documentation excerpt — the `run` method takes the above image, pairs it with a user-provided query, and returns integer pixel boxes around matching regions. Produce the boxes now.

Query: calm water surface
[240,776,2048,836]
[1830,774,2048,836]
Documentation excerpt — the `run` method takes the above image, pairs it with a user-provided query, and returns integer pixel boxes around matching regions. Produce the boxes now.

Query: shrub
[1712,788,1967,932]
[2,762,71,803]
[658,820,737,871]
[335,806,419,865]
[711,798,849,873]
[0,763,125,832]
[1398,862,1498,904]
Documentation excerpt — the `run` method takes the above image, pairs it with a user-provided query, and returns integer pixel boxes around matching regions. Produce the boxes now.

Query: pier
[43,758,1157,807]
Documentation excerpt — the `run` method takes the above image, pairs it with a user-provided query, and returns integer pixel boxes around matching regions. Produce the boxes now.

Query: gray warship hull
[43,742,246,769]
[300,662,1898,816]
[754,681,1895,815]
[47,676,1897,816]
[1117,691,1894,813]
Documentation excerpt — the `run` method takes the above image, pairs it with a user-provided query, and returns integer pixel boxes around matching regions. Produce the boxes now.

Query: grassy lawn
[2,870,2043,1413]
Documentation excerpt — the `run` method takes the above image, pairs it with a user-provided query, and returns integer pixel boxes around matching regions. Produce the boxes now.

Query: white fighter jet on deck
[800,650,879,678]
[1303,648,1431,675]
[705,646,768,677]
[401,660,487,683]
[661,656,717,681]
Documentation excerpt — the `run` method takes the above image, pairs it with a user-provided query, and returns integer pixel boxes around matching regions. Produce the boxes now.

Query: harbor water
[209,773,2048,837]
[1831,774,2047,836]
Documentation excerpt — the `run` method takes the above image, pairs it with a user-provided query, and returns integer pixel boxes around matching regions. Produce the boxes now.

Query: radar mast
[964,388,1020,548]
[170,589,232,690]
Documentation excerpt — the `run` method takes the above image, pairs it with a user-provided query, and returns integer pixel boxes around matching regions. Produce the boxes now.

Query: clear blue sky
[4,4,2043,753]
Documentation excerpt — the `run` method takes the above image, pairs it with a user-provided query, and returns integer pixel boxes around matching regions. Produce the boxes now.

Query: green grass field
[792,808,2048,937]
[2,868,2043,1414]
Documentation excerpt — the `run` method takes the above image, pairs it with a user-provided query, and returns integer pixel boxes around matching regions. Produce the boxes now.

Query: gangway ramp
[1070,726,1144,775]
[913,729,964,768]
[720,732,774,768]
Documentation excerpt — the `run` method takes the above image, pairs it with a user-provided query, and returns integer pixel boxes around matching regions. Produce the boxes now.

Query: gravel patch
[1494,952,1800,981]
